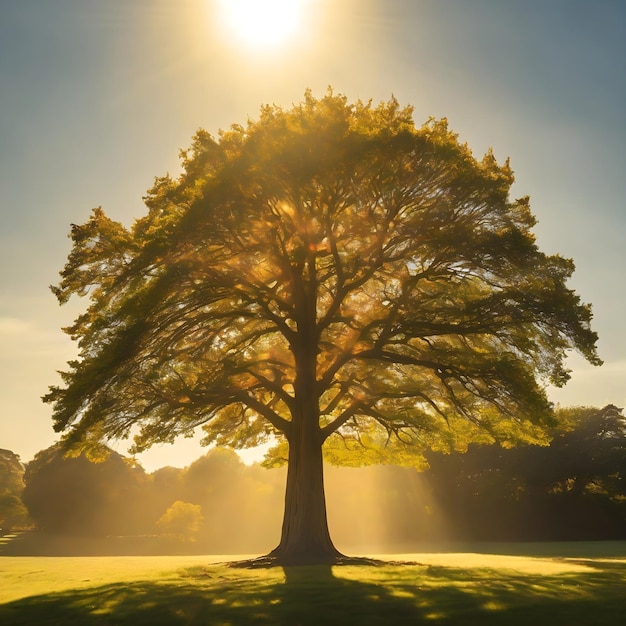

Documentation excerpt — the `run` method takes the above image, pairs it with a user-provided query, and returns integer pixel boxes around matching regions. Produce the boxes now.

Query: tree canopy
[45,90,601,562]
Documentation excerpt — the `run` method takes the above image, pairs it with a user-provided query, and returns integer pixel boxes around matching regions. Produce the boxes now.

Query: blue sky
[1,0,624,470]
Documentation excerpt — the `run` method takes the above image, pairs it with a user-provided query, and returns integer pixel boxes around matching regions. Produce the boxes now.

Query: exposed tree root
[226,553,421,569]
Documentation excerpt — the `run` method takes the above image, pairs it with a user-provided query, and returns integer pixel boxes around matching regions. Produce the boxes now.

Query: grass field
[1,538,625,625]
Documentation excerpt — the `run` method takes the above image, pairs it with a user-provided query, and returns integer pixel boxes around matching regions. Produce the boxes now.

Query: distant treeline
[1,405,624,551]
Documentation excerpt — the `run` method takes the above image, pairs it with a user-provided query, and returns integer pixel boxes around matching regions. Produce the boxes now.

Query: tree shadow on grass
[0,568,422,626]
[1,560,625,626]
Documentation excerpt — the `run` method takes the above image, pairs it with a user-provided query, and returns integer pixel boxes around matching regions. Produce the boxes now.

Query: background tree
[179,448,282,553]
[145,465,185,529]
[45,91,600,564]
[0,449,31,530]
[424,405,626,541]
[156,501,204,543]
[22,444,148,536]
[527,404,626,539]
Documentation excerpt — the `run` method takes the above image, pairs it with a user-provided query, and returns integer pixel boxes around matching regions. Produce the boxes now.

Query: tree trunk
[269,415,342,564]
[269,318,342,564]
[267,253,343,564]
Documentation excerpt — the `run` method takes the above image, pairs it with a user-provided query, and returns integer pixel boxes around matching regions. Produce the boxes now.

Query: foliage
[0,449,30,529]
[45,89,600,461]
[144,447,282,552]
[424,405,626,541]
[179,447,281,551]
[13,445,283,552]
[156,501,204,543]
[0,493,30,531]
[22,444,148,536]
[0,449,25,495]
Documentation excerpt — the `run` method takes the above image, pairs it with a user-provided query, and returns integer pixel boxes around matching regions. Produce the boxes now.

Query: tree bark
[269,414,342,564]
[270,282,343,563]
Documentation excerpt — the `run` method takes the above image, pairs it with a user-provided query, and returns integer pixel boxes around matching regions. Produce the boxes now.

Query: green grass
[1,543,625,625]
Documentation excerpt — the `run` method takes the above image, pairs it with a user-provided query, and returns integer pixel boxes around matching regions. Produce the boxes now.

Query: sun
[217,0,308,48]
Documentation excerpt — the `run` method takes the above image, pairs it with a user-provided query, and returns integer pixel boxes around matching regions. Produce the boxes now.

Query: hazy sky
[1,0,624,471]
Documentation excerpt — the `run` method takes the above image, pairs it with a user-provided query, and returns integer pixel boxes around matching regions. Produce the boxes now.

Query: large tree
[45,91,600,564]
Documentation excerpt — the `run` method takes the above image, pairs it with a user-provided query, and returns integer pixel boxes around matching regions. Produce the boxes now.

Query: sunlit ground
[1,542,625,625]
